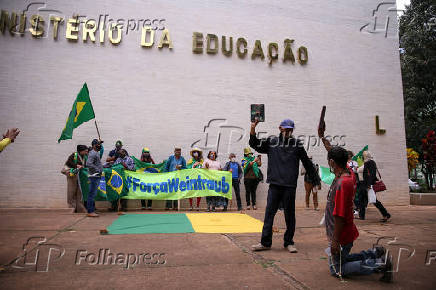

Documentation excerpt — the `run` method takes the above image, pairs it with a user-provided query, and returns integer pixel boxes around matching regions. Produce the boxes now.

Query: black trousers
[111,199,127,210]
[357,182,368,219]
[232,179,242,210]
[261,184,296,247]
[358,186,389,219]
[374,199,389,217]
[141,200,152,208]
[244,178,259,206]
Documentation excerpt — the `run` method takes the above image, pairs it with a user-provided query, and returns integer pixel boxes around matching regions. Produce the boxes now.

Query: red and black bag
[373,169,387,192]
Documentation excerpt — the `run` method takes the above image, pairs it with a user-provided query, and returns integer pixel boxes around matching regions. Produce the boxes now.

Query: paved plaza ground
[0,205,435,289]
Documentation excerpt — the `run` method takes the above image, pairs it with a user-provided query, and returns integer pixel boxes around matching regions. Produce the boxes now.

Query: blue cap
[280,119,294,129]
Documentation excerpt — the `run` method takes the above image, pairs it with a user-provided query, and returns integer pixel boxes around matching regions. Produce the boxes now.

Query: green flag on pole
[320,166,335,185]
[320,145,369,185]
[352,145,369,167]
[58,83,95,143]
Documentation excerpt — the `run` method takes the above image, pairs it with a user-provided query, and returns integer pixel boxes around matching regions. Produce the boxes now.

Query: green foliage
[399,0,436,151]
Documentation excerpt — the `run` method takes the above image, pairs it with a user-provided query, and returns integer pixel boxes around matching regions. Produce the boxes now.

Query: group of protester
[3,116,394,283]
[61,138,266,215]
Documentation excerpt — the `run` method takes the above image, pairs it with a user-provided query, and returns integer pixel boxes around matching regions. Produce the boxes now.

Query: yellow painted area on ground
[186,213,263,233]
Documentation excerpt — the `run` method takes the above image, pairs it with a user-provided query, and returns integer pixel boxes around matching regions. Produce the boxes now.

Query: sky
[397,0,411,11]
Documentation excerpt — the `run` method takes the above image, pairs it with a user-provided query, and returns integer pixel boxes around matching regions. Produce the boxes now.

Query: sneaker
[246,206,251,210]
[147,207,152,211]
[253,206,257,210]
[354,210,359,215]
[141,206,146,210]
[252,243,271,251]
[87,212,99,217]
[286,245,298,253]
[380,254,393,283]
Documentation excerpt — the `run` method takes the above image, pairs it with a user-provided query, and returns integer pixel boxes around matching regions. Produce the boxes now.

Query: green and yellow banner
[124,168,232,200]
[78,163,232,201]
[79,164,128,202]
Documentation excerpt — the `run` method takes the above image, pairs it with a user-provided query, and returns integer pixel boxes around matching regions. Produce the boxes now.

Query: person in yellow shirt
[0,128,20,152]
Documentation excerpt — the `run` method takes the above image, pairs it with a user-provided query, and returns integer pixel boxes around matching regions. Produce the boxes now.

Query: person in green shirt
[187,148,203,210]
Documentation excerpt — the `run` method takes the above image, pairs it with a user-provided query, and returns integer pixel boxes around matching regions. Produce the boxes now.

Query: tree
[421,130,436,189]
[399,0,436,151]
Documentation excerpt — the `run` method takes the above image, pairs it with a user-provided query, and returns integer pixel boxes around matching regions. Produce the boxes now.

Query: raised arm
[249,120,269,154]
[318,124,332,152]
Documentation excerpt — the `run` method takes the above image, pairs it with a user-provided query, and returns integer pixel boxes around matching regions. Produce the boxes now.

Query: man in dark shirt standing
[250,118,317,253]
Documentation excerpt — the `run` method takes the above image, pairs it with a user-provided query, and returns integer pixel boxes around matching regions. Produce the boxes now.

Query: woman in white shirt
[203,151,222,211]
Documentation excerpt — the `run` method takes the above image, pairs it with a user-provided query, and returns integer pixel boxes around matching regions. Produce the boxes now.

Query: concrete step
[410,192,436,205]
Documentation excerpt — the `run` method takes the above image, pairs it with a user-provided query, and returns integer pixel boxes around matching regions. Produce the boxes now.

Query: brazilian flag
[104,164,129,201]
[58,83,95,143]
[131,156,168,173]
[78,168,108,201]
[78,164,128,202]
[352,145,369,167]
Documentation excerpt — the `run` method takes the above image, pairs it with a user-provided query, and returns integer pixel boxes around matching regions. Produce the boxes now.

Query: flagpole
[94,120,101,141]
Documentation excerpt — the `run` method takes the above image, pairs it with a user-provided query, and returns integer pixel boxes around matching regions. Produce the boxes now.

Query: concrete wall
[0,0,408,208]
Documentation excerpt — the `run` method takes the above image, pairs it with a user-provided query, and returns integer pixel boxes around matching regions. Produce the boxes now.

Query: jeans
[87,176,100,213]
[261,184,296,247]
[328,243,382,276]
[232,179,242,210]
[244,178,259,206]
